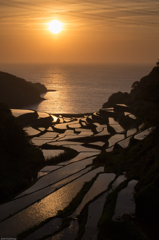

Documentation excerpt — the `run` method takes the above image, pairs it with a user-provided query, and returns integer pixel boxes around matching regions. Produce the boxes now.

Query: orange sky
[0,0,159,64]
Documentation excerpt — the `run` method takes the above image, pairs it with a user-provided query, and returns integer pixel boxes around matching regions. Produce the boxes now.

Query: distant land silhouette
[0,71,47,108]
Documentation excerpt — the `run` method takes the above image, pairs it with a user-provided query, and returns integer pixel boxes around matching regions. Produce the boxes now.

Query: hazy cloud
[0,0,159,29]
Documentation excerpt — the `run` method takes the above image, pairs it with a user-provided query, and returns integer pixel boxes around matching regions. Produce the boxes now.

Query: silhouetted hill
[103,66,159,126]
[103,66,159,107]
[0,71,47,108]
[129,67,159,126]
[129,66,159,105]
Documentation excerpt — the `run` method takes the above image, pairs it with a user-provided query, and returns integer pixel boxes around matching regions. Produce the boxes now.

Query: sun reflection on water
[15,63,152,114]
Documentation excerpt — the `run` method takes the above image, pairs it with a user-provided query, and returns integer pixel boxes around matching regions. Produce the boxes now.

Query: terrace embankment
[0,66,159,239]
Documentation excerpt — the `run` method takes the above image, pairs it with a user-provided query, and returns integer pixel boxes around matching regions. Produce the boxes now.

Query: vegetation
[103,66,159,127]
[0,71,47,108]
[0,103,45,203]
[103,91,129,108]
[1,65,159,239]
[99,65,159,239]
[92,128,159,239]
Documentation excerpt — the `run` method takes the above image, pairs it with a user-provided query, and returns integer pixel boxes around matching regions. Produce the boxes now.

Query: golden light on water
[48,20,63,34]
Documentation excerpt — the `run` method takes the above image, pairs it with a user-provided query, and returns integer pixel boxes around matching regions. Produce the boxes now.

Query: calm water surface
[0,63,153,114]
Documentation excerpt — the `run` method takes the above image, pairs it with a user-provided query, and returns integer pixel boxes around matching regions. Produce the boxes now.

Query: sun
[48,20,63,34]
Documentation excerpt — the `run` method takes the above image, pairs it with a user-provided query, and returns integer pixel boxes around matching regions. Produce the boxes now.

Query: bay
[0,63,153,114]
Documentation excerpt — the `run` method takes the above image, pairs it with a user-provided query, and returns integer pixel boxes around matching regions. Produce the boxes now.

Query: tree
[131,81,139,91]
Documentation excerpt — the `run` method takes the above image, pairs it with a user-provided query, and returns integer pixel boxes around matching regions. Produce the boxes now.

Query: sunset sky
[0,0,159,64]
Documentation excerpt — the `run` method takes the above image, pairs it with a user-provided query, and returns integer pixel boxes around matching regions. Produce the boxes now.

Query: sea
[0,63,153,114]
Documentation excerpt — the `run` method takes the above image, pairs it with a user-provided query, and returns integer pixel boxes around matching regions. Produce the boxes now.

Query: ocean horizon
[0,63,153,114]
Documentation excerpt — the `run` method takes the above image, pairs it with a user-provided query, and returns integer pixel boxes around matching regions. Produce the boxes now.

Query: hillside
[0,71,47,108]
[0,103,45,203]
[103,67,159,121]
[99,65,159,239]
[0,66,159,239]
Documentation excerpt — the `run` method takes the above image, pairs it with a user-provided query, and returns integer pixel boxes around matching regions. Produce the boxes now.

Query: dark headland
[0,71,48,108]
[0,64,159,239]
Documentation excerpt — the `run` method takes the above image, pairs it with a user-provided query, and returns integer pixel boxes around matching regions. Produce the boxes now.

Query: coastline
[0,63,153,114]
[0,65,159,239]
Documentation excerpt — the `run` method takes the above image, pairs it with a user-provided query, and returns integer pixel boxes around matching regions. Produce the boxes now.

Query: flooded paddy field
[0,106,152,239]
